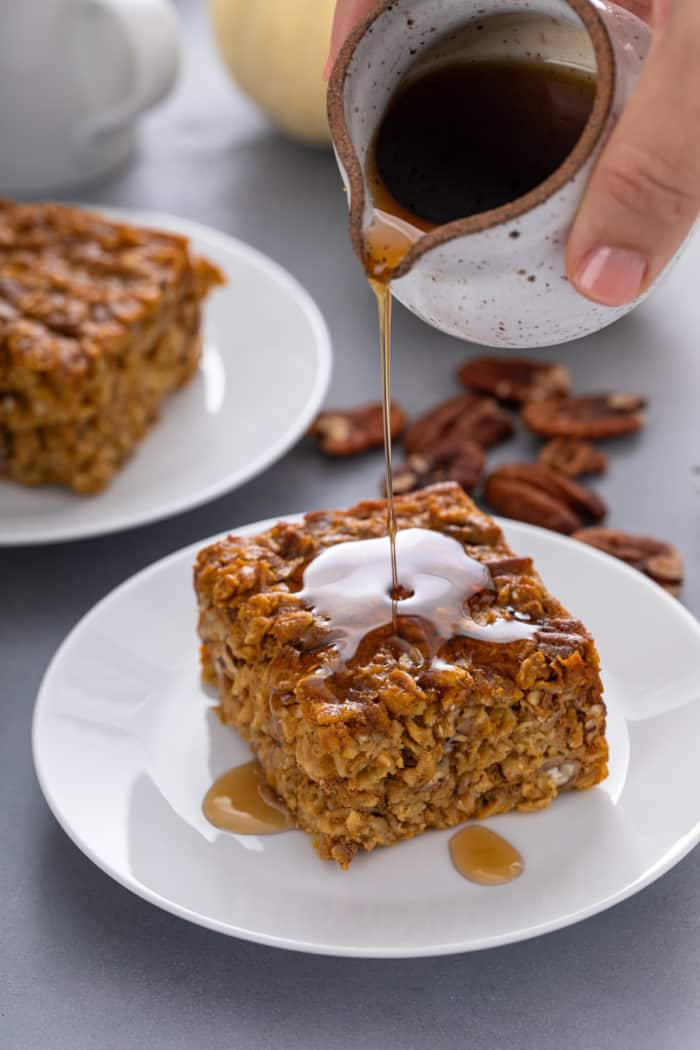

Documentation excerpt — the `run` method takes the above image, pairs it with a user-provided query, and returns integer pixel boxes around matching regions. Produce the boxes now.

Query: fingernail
[575,247,648,306]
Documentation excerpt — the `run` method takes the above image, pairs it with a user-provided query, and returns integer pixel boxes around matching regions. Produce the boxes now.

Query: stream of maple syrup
[371,277,399,620]
[364,175,428,618]
[365,177,429,627]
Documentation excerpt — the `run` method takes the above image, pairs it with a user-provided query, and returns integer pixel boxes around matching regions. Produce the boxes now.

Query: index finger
[324,0,378,79]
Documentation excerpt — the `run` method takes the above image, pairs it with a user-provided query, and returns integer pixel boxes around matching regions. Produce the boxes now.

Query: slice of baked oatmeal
[194,483,607,867]
[0,199,224,493]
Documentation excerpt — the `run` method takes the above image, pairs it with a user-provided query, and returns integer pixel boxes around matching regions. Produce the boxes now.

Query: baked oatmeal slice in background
[194,483,607,868]
[0,199,224,492]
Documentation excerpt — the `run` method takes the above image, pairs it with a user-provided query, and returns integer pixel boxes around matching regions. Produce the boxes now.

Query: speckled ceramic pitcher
[328,0,652,348]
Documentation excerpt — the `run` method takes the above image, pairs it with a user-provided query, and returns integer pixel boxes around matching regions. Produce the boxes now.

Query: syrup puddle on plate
[449,824,524,885]
[203,759,523,886]
[203,760,294,835]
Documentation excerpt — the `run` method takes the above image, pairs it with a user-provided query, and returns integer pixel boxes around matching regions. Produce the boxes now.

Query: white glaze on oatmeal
[298,528,536,661]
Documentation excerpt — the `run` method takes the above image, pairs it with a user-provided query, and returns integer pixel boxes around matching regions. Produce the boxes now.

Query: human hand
[325,0,700,307]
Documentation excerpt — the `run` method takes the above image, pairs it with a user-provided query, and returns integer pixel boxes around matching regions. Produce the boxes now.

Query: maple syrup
[371,277,400,621]
[371,58,596,233]
[449,824,524,885]
[203,760,294,835]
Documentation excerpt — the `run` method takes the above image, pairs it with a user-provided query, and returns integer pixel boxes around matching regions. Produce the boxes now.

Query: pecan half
[538,437,608,478]
[309,402,406,456]
[484,463,606,534]
[387,440,485,496]
[572,527,684,596]
[522,393,646,440]
[457,355,571,403]
[403,393,513,455]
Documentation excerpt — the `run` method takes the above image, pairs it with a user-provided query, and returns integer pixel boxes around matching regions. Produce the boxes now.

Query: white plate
[0,210,331,545]
[33,515,700,957]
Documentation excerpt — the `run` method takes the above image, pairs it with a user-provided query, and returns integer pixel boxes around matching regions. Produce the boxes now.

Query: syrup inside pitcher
[364,55,596,282]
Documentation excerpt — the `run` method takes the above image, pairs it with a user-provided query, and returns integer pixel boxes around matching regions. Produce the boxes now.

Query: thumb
[566,0,700,306]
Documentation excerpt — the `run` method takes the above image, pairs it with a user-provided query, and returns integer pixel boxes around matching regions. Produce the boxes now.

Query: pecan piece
[541,758,581,789]
[387,440,485,496]
[484,463,606,534]
[403,393,513,455]
[458,355,571,403]
[484,555,534,577]
[538,437,608,478]
[309,402,406,456]
[572,527,684,596]
[522,393,646,440]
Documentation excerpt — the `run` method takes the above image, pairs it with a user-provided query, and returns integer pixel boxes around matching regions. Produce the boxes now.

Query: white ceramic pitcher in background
[328,0,655,348]
[0,0,181,196]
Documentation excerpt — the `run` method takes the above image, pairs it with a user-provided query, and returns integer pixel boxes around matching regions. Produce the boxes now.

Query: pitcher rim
[327,0,616,280]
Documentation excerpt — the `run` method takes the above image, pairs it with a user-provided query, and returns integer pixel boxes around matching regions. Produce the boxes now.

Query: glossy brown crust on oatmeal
[195,484,607,868]
[0,199,224,491]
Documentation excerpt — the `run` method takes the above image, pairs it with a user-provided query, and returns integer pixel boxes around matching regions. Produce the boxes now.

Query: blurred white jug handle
[77,0,181,143]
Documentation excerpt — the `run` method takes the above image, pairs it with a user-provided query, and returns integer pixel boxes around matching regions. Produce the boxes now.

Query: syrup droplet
[203,760,294,835]
[364,208,424,282]
[449,825,524,885]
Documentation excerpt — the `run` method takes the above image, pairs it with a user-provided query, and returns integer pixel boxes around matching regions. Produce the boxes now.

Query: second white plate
[0,210,331,545]
[32,515,700,957]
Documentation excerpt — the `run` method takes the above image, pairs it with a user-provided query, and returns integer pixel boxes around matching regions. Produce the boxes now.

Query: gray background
[2,2,700,1047]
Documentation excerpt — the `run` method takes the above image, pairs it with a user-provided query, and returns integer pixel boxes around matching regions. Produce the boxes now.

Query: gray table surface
[3,2,700,1047]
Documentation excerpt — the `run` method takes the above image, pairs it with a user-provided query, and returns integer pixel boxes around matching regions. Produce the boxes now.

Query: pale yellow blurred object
[209,0,335,147]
